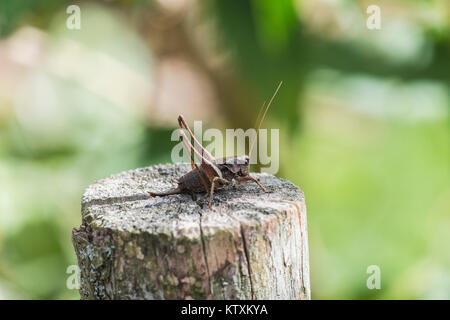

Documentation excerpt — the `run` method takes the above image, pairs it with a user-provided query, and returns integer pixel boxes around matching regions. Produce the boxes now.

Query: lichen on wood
[72,163,310,300]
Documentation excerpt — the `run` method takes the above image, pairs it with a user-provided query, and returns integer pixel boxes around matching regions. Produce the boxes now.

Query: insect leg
[148,187,182,197]
[179,129,211,194]
[237,175,273,193]
[179,128,222,182]
[208,177,229,208]
[178,115,215,163]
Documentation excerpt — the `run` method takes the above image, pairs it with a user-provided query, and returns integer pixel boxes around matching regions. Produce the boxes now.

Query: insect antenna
[253,101,266,134]
[248,81,283,164]
[248,100,265,158]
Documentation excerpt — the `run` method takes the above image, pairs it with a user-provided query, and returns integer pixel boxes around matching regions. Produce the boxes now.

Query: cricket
[148,81,283,208]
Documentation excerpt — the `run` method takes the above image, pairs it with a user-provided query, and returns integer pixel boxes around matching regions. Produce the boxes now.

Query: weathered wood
[72,163,310,300]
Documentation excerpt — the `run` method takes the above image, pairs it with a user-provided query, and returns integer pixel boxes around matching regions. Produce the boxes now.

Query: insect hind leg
[208,177,229,208]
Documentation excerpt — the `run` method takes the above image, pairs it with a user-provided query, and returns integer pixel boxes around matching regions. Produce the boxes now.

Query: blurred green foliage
[0,0,448,299]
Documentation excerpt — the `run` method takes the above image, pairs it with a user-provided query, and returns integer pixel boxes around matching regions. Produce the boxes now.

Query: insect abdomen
[178,168,212,193]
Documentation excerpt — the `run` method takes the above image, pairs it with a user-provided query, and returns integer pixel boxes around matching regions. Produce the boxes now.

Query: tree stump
[72,163,310,300]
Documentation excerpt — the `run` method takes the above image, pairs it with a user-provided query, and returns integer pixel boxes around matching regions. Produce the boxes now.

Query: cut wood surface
[72,163,310,300]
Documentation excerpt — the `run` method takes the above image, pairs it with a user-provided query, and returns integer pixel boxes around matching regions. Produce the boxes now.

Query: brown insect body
[148,156,249,197]
[148,82,282,208]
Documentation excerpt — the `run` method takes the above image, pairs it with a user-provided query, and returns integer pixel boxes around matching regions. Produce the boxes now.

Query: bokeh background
[0,0,448,299]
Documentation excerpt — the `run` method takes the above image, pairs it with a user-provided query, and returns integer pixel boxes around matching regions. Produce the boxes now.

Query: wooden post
[72,163,310,300]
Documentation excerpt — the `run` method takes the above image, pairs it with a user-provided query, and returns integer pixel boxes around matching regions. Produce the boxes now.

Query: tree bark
[72,163,310,300]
